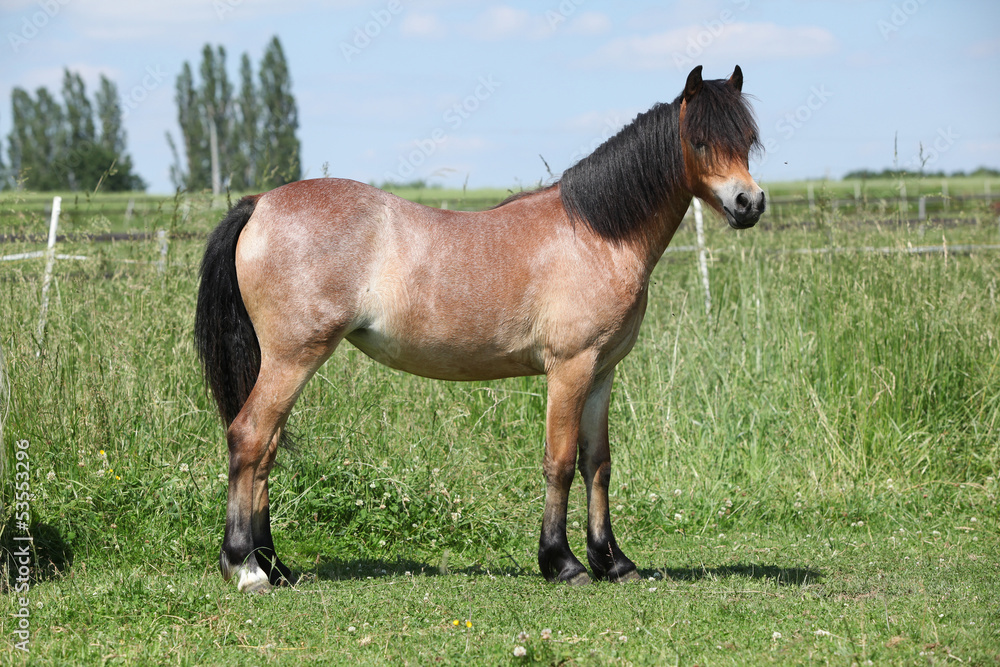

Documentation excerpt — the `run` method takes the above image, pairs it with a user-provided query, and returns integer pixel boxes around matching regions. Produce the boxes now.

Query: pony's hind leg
[578,371,638,582]
[250,430,294,586]
[220,354,327,592]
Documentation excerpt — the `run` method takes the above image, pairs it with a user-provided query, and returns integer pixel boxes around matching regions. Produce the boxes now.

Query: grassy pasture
[1,184,999,664]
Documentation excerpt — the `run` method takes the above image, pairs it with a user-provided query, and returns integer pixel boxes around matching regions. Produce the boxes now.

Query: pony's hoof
[567,571,591,586]
[611,568,641,583]
[237,566,273,594]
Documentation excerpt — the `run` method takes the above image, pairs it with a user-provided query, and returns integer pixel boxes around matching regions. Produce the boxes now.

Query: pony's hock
[196,66,764,591]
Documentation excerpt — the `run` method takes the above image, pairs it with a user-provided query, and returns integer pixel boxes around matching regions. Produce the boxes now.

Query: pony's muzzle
[725,188,765,229]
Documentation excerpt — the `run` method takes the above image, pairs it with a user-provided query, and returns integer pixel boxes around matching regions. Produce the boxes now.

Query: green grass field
[1,183,998,664]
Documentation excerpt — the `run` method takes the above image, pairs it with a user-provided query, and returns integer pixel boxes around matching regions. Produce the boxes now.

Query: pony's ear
[684,65,704,100]
[728,65,743,93]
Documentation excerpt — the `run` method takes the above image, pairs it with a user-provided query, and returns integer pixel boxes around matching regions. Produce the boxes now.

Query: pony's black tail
[195,195,261,428]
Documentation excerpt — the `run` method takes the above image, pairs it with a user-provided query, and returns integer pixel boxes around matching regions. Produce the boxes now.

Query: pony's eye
[694,142,708,152]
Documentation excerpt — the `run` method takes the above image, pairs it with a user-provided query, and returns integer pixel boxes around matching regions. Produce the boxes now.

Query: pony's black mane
[498,78,761,241]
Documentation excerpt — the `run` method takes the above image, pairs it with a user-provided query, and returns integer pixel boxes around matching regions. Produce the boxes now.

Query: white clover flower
[513,646,526,657]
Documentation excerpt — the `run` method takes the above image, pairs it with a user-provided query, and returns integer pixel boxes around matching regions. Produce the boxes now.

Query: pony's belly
[345,328,540,381]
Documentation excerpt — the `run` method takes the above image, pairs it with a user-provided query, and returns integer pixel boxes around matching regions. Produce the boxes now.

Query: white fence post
[36,196,62,352]
[156,230,168,273]
[693,198,712,325]
[0,341,8,465]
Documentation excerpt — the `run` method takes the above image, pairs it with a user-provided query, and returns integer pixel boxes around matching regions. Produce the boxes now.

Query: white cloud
[466,5,549,41]
[400,13,448,39]
[48,0,361,42]
[585,22,838,71]
[398,5,609,42]
[566,12,612,36]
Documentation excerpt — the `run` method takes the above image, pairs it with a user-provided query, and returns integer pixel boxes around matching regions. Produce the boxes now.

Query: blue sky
[2,0,998,193]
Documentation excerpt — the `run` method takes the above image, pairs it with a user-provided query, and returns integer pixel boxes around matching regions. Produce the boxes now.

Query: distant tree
[96,75,125,155]
[200,45,233,194]
[9,87,65,191]
[167,62,207,191]
[230,53,260,191]
[258,36,300,188]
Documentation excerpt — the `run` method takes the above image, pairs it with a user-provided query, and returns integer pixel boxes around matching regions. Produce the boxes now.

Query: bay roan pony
[196,65,765,592]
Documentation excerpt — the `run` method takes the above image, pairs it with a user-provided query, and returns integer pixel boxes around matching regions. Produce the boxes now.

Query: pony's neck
[631,188,694,277]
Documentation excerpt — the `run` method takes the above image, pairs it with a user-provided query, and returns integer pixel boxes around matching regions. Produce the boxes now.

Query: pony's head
[678,65,765,229]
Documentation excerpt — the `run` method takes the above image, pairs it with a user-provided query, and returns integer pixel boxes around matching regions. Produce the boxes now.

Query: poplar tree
[258,36,300,187]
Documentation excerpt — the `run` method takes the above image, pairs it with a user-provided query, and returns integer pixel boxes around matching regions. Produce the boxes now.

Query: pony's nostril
[736,192,750,211]
[758,190,766,211]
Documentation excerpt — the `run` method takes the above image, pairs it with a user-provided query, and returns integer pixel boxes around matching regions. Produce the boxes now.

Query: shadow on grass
[642,563,822,587]
[306,555,528,582]
[0,519,73,591]
[300,557,819,587]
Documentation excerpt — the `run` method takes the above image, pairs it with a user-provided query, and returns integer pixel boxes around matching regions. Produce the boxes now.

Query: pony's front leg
[538,358,592,585]
[578,371,638,582]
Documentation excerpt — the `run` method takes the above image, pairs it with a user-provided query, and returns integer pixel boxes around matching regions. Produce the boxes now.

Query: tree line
[2,35,300,193]
[844,166,1000,180]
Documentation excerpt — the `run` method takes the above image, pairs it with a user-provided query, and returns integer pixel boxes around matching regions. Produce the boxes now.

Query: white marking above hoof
[236,567,272,593]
